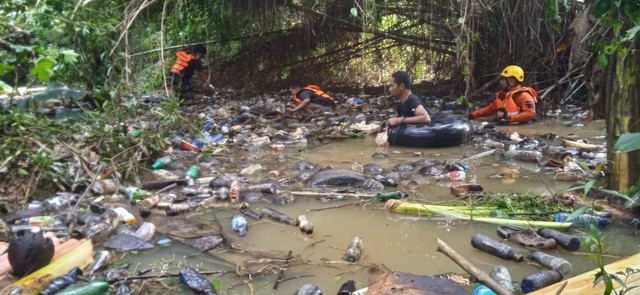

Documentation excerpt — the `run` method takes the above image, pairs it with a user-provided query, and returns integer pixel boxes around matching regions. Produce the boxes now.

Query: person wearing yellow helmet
[468,65,538,125]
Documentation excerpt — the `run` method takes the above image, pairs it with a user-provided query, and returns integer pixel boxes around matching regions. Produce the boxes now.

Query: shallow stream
[123,118,640,294]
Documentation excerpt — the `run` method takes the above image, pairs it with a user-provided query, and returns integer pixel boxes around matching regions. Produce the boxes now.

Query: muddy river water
[123,118,640,294]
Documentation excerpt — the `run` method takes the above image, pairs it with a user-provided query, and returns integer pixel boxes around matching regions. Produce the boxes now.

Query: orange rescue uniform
[292,85,335,107]
[170,50,199,74]
[471,86,538,123]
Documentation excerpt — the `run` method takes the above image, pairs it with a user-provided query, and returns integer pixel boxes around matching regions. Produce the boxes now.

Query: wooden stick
[307,200,371,212]
[272,250,293,290]
[436,238,512,295]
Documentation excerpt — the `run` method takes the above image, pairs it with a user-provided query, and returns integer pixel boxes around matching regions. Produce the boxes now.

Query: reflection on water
[130,119,640,294]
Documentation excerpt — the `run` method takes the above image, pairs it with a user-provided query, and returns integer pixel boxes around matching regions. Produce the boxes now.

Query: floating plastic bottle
[228,180,241,203]
[261,207,295,225]
[231,215,248,237]
[246,183,277,194]
[151,156,172,170]
[165,203,199,216]
[435,171,466,181]
[520,270,563,293]
[240,164,263,176]
[294,284,322,295]
[91,179,118,195]
[112,207,136,225]
[536,228,581,251]
[554,212,609,228]
[240,207,262,220]
[184,165,200,179]
[123,186,153,201]
[528,251,572,276]
[470,233,523,261]
[471,284,497,295]
[337,279,356,295]
[585,208,612,218]
[345,236,363,262]
[297,215,313,234]
[504,145,543,162]
[375,191,408,202]
[490,265,514,292]
[139,195,160,209]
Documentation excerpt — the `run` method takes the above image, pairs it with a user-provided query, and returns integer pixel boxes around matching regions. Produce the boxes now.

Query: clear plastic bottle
[435,171,466,181]
[26,216,56,227]
[246,183,277,194]
[139,195,160,209]
[554,212,609,228]
[165,203,199,216]
[231,215,248,237]
[520,270,563,293]
[91,179,118,195]
[528,251,572,276]
[470,233,523,261]
[112,207,136,225]
[490,265,514,292]
[297,215,313,234]
[294,284,322,295]
[536,228,581,251]
[345,236,363,262]
[504,145,543,162]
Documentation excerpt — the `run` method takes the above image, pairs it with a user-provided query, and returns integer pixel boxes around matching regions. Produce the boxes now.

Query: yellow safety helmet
[500,65,524,82]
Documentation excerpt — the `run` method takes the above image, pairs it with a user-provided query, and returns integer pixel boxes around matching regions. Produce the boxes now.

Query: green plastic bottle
[57,280,109,295]
[123,186,153,201]
[375,191,408,202]
[184,165,200,179]
[151,156,172,170]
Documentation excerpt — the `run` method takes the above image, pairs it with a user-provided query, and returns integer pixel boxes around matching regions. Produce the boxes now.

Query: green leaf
[18,168,29,175]
[622,26,640,41]
[59,49,79,65]
[350,7,358,17]
[592,0,613,18]
[598,53,609,68]
[8,44,35,54]
[0,80,11,92]
[565,205,589,222]
[584,179,596,195]
[211,279,221,292]
[30,57,57,82]
[613,133,640,152]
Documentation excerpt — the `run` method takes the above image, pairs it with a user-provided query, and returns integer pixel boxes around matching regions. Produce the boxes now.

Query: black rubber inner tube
[387,115,472,148]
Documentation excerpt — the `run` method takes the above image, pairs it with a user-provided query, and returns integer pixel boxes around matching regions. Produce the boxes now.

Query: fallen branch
[307,200,371,212]
[126,270,229,280]
[436,238,512,295]
[272,250,293,290]
[290,191,376,199]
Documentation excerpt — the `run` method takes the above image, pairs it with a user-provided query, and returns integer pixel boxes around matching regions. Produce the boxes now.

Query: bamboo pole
[436,238,512,295]
[289,191,377,198]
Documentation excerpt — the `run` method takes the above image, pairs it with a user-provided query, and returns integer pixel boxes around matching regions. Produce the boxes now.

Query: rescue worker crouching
[169,44,209,99]
[287,82,336,114]
[468,65,538,125]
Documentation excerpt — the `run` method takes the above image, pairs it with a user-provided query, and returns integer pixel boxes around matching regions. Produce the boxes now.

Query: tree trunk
[606,36,640,193]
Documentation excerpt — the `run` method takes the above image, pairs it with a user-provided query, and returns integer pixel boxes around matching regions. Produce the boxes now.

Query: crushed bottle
[231,215,248,237]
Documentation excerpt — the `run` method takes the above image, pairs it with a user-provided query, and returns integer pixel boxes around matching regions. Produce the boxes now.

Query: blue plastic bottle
[521,270,563,293]
[472,283,497,295]
[555,212,609,228]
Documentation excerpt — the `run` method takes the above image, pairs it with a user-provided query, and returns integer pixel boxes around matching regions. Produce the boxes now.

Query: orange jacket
[293,85,334,105]
[170,50,198,74]
[471,86,538,123]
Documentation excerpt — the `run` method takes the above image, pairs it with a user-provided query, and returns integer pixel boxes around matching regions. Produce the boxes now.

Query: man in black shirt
[387,71,431,126]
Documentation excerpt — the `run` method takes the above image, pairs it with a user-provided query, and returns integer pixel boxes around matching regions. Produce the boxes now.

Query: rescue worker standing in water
[468,65,538,125]
[169,44,208,99]
[287,82,336,114]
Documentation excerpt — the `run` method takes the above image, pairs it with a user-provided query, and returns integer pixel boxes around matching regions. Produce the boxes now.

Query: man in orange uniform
[287,82,336,114]
[469,65,538,125]
[169,44,208,99]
